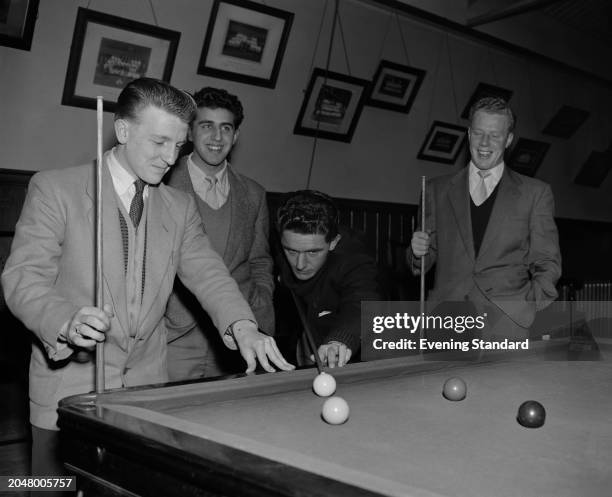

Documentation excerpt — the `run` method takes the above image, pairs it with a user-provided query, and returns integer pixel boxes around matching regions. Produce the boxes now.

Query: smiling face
[281,230,341,281]
[189,107,239,173]
[114,105,188,185]
[468,110,514,171]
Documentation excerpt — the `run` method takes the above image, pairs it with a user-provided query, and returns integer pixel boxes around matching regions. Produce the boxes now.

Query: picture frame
[293,68,370,143]
[366,60,425,113]
[542,105,590,139]
[61,8,180,112]
[574,150,612,187]
[417,121,467,164]
[0,0,39,50]
[507,138,550,177]
[197,0,293,88]
[461,82,513,119]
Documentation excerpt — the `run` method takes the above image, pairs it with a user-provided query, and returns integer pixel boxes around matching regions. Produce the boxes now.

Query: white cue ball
[313,372,336,397]
[322,396,350,425]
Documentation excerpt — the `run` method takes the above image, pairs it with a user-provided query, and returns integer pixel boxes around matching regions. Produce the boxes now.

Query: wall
[1,0,611,221]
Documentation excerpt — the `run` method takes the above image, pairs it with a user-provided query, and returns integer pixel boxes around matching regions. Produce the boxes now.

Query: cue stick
[419,176,426,345]
[95,96,105,394]
[288,288,325,373]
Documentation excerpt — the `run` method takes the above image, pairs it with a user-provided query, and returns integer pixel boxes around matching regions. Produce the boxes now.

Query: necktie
[129,179,146,227]
[472,171,490,206]
[205,176,220,209]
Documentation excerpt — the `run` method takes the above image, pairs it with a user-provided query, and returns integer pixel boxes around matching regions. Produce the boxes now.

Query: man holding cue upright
[409,97,561,339]
[1,78,293,479]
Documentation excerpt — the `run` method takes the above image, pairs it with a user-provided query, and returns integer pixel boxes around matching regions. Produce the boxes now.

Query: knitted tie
[129,179,146,227]
[472,170,491,206]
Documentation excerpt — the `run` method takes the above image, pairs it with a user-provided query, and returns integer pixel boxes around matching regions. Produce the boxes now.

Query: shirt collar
[469,161,504,183]
[187,153,229,187]
[107,147,147,196]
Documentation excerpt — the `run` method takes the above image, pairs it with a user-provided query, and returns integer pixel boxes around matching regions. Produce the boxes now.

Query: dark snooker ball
[442,377,467,401]
[517,400,546,428]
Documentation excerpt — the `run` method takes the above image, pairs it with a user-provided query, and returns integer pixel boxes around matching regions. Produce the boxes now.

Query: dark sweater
[276,229,383,356]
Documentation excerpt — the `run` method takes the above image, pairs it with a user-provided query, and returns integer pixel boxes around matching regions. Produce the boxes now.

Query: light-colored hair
[469,96,515,133]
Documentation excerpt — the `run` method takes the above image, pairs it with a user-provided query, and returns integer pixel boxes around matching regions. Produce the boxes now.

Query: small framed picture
[507,138,550,177]
[574,150,612,187]
[0,0,39,50]
[366,60,425,113]
[61,8,180,112]
[293,68,370,143]
[542,105,590,139]
[197,0,293,88]
[417,121,467,164]
[461,82,513,119]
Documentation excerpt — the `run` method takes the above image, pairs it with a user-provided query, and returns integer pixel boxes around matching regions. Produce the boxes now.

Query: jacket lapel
[137,185,175,333]
[223,166,247,264]
[447,168,476,262]
[85,154,130,340]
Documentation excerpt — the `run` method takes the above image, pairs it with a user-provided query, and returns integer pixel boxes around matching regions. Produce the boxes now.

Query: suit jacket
[164,157,274,336]
[410,166,561,328]
[1,153,254,429]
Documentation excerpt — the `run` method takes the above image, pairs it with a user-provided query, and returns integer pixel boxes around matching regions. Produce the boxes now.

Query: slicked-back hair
[115,77,196,124]
[193,87,244,129]
[277,190,339,243]
[468,96,516,133]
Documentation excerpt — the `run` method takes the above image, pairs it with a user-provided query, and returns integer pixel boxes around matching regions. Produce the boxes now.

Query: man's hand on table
[231,320,295,373]
[312,341,352,368]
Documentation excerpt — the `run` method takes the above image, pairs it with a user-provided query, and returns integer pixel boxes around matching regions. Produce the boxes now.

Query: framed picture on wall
[197,0,293,88]
[542,105,590,139]
[294,68,370,143]
[507,138,550,177]
[461,82,513,119]
[417,121,467,164]
[61,8,180,112]
[366,60,426,113]
[574,150,612,187]
[0,0,39,50]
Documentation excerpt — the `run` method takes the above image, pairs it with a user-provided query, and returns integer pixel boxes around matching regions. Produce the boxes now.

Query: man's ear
[329,234,342,251]
[505,131,514,150]
[114,119,129,144]
[232,128,240,146]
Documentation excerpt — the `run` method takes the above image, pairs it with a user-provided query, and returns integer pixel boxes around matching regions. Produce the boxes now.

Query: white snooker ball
[322,396,350,425]
[313,372,336,397]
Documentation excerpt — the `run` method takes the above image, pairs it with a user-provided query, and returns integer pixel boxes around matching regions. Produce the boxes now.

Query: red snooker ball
[442,377,467,401]
[517,400,546,428]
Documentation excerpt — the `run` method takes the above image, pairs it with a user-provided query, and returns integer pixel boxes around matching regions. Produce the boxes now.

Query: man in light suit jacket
[165,87,275,379]
[1,78,293,478]
[410,97,561,339]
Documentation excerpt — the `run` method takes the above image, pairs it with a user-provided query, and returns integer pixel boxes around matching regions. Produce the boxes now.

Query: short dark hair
[468,96,516,133]
[277,190,339,242]
[193,87,244,128]
[114,77,196,124]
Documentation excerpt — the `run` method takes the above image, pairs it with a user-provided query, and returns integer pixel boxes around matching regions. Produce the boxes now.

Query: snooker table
[58,340,612,497]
